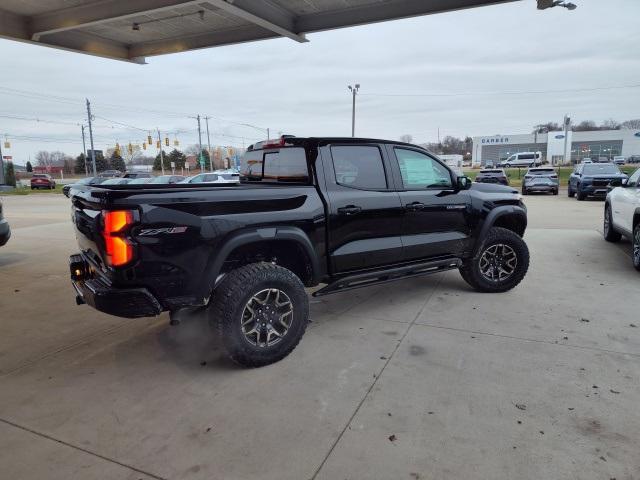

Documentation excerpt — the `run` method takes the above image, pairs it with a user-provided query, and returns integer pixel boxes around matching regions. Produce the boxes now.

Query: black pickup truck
[69,136,529,367]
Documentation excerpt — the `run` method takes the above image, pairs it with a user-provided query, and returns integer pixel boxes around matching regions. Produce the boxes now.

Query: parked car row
[63,171,241,197]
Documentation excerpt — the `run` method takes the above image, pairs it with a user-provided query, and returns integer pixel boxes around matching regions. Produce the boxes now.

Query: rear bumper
[70,254,162,318]
[0,219,10,246]
[524,184,557,192]
[579,185,609,197]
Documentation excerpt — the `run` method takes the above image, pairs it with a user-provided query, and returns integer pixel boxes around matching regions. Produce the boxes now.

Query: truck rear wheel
[209,262,309,367]
[459,227,529,293]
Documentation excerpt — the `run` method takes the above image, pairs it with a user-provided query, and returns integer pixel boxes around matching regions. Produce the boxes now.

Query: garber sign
[481,137,510,144]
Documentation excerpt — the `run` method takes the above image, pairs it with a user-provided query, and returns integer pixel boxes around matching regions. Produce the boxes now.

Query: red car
[31,174,56,190]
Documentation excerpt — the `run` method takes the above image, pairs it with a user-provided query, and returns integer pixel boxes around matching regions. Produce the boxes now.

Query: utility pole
[267,128,270,140]
[204,116,213,171]
[85,99,97,175]
[156,128,165,175]
[563,114,570,167]
[81,125,88,176]
[196,115,204,171]
[348,84,360,137]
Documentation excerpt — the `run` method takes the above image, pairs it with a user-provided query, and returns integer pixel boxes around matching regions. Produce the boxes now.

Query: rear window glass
[240,147,308,183]
[529,169,554,174]
[263,148,309,183]
[331,146,387,189]
[480,169,502,174]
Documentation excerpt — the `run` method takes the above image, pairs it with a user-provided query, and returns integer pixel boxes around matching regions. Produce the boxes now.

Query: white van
[501,152,543,168]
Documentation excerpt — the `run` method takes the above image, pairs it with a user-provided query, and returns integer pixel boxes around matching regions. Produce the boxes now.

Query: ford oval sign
[555,134,565,139]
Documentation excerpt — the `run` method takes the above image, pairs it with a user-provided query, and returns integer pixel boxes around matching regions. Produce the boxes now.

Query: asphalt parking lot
[1,192,639,480]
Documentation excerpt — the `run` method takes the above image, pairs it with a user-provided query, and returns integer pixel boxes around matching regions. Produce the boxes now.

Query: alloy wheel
[604,208,611,236]
[479,243,518,282]
[634,226,640,266]
[241,288,293,347]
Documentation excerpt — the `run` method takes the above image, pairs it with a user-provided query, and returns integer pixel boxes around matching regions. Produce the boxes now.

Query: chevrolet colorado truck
[69,136,529,367]
[604,167,640,271]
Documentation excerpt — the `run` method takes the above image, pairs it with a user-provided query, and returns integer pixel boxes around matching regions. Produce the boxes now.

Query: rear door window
[331,145,387,190]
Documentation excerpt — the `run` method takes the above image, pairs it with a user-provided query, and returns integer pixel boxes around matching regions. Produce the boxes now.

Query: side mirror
[621,178,628,187]
[457,176,472,190]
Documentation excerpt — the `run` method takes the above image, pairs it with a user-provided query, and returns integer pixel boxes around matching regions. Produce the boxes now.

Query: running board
[312,258,462,297]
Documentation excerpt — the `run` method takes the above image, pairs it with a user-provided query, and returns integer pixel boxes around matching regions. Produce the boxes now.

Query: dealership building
[472,129,640,166]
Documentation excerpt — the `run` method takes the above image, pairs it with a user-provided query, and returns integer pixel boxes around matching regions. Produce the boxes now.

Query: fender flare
[475,205,527,254]
[207,226,321,290]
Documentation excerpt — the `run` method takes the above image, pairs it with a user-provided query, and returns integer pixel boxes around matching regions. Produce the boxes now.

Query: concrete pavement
[0,192,638,479]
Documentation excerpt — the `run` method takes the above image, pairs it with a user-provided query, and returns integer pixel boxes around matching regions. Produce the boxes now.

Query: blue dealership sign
[555,134,565,139]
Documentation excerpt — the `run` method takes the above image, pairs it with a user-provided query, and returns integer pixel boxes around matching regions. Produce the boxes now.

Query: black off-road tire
[459,227,529,293]
[553,189,559,195]
[209,262,309,368]
[603,205,621,242]
[577,188,586,201]
[633,223,640,272]
[568,187,575,198]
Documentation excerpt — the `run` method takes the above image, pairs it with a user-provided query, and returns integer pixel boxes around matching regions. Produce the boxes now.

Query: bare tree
[572,120,598,132]
[399,134,413,144]
[35,151,52,167]
[621,119,640,129]
[601,118,620,130]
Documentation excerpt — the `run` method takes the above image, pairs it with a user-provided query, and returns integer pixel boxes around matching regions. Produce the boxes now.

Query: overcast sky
[1,0,639,164]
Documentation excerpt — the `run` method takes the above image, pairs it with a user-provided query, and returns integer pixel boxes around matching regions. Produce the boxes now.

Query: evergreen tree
[153,150,170,170]
[4,161,16,187]
[26,161,33,172]
[74,154,86,174]
[109,152,126,172]
[168,149,187,169]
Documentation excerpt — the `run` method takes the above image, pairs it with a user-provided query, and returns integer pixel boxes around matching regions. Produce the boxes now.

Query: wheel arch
[207,227,321,291]
[475,206,527,254]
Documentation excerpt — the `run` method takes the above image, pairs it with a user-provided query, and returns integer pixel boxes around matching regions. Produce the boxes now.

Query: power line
[360,83,640,98]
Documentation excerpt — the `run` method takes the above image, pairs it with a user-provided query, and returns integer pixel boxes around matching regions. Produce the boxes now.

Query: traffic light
[165,137,169,146]
[128,143,133,154]
[173,137,179,146]
[142,142,147,150]
[147,134,152,144]
[156,140,161,149]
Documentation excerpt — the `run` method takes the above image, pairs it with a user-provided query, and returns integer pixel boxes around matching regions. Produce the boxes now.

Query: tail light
[102,210,134,267]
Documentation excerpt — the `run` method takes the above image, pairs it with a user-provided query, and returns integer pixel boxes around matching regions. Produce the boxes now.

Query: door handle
[337,205,362,215]
[405,202,425,211]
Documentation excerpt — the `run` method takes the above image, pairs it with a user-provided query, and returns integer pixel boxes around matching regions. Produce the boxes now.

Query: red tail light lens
[102,210,134,267]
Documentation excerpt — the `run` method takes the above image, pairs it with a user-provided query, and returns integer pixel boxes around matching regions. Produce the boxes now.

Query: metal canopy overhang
[0,0,519,63]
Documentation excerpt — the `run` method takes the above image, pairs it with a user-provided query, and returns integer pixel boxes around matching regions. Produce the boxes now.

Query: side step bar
[312,258,462,297]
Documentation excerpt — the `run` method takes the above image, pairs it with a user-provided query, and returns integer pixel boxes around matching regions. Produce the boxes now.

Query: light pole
[348,83,360,137]
[81,125,88,176]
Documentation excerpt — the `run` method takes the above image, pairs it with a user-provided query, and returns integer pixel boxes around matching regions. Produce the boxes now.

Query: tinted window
[240,151,263,180]
[396,148,452,189]
[331,146,387,189]
[583,164,620,175]
[518,154,535,160]
[263,148,308,183]
[627,168,640,187]
[528,169,554,175]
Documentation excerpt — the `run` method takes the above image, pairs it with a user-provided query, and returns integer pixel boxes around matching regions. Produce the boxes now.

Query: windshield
[149,176,171,183]
[583,164,620,175]
[101,178,125,185]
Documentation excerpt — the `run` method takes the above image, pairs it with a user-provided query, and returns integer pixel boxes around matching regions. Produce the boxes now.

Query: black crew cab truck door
[319,143,404,273]
[385,145,472,261]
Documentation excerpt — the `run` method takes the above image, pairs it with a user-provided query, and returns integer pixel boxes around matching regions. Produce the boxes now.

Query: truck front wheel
[209,262,309,367]
[459,227,529,293]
